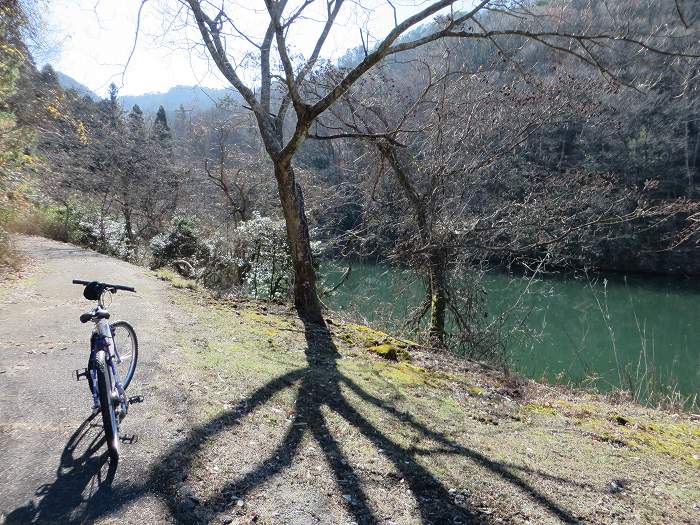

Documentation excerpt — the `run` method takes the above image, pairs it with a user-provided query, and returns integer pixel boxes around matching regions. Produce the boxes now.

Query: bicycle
[72,279,141,461]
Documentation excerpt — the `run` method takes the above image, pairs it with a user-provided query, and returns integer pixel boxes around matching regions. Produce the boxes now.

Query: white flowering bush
[23,201,136,260]
[146,212,321,301]
[147,213,289,297]
[77,215,133,259]
[199,236,246,291]
[233,212,292,299]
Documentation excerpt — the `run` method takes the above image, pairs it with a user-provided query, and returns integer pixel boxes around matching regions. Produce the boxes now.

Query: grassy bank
[154,275,700,525]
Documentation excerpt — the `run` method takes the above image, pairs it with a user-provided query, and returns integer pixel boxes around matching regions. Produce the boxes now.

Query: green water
[321,262,700,401]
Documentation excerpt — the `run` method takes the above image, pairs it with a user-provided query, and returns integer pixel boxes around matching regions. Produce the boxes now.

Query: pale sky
[43,0,471,97]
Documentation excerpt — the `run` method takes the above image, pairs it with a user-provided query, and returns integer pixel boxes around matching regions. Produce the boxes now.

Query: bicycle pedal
[75,368,89,381]
[128,395,144,404]
[120,434,138,444]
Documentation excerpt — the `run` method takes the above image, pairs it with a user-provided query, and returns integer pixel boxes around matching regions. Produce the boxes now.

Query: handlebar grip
[110,284,136,293]
[72,279,90,285]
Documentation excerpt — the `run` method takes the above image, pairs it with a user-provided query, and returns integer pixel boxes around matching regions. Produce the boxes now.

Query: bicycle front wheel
[96,349,120,461]
[111,320,138,390]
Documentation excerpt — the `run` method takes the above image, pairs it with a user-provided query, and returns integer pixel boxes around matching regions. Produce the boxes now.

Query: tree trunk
[427,248,448,346]
[378,141,449,345]
[274,161,324,323]
[98,192,109,250]
[687,108,699,198]
[123,205,135,250]
[686,118,693,197]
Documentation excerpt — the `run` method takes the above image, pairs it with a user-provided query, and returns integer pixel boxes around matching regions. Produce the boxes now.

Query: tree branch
[185,0,261,114]
[308,0,490,120]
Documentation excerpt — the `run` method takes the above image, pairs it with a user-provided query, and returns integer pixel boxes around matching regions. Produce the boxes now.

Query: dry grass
[0,231,25,279]
[154,267,200,291]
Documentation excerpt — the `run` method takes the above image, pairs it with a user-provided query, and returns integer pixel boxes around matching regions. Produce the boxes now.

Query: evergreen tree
[173,104,188,140]
[105,82,121,128]
[154,105,171,143]
[108,82,118,103]
[39,64,58,86]
[127,104,145,141]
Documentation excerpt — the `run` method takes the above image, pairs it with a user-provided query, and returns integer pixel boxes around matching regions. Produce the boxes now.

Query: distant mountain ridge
[55,71,238,114]
[120,85,240,113]
[55,71,98,100]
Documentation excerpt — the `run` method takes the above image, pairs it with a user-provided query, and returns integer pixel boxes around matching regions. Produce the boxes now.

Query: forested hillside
[2,0,699,362]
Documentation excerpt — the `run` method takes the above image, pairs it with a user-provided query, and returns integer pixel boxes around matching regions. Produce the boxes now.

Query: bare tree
[312,23,700,350]
[311,51,608,345]
[202,110,264,224]
[177,0,697,325]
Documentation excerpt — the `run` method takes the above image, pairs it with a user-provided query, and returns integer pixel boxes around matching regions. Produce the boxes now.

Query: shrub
[75,214,133,259]
[149,213,297,299]
[150,215,212,268]
[198,237,244,291]
[7,203,78,241]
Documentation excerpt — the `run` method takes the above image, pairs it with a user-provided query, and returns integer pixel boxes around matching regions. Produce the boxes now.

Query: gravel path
[0,236,192,524]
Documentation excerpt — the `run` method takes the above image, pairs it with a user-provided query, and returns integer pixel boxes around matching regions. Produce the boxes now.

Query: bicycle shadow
[147,320,581,524]
[3,412,118,525]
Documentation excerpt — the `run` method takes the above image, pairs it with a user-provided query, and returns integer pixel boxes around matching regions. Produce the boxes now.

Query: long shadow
[143,321,578,524]
[412,447,597,491]
[4,412,117,525]
[6,321,582,524]
[304,322,482,524]
[340,376,582,523]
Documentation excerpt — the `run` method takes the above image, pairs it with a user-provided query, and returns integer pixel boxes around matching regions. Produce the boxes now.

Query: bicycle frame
[88,315,128,417]
[74,279,138,460]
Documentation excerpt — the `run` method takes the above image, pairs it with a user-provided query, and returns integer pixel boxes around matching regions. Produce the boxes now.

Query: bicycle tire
[95,349,120,461]
[110,320,138,390]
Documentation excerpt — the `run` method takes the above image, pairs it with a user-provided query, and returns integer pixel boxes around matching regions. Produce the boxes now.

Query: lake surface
[321,261,700,403]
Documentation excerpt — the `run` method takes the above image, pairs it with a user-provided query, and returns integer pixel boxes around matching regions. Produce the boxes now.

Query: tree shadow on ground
[6,322,582,524]
[148,321,581,524]
[4,412,117,524]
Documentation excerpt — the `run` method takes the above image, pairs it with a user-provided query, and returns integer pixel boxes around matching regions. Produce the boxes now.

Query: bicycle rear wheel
[111,320,138,390]
[95,349,120,461]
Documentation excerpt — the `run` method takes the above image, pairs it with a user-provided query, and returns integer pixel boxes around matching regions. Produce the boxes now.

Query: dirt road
[0,236,189,524]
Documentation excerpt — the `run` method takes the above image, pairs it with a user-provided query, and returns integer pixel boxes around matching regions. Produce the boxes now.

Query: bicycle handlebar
[72,279,136,293]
